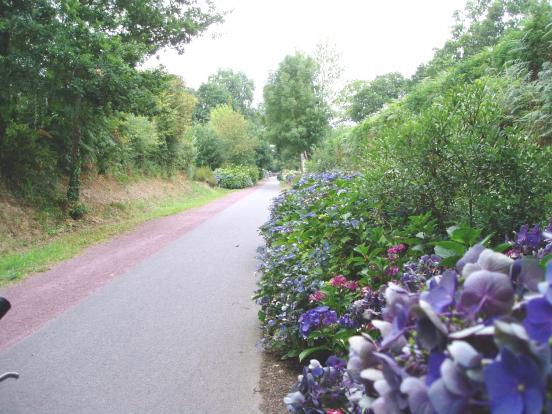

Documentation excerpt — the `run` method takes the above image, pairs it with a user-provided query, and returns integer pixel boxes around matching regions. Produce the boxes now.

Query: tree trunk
[300,151,308,172]
[0,112,6,151]
[67,98,82,208]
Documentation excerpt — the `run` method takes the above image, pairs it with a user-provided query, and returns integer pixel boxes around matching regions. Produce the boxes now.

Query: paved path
[0,178,280,413]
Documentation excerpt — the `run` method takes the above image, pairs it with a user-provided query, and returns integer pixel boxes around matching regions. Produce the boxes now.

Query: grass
[0,183,232,286]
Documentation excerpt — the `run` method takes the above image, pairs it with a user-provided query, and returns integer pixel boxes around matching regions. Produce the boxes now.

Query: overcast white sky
[145,0,466,103]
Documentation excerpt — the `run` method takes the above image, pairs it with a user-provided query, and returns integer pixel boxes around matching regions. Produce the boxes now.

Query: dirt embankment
[0,173,200,255]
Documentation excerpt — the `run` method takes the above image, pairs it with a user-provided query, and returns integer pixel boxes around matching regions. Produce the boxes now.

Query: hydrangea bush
[256,171,552,413]
[284,224,552,413]
[255,172,439,357]
[214,165,260,189]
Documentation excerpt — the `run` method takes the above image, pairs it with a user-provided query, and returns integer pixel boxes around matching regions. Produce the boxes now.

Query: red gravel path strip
[0,185,261,352]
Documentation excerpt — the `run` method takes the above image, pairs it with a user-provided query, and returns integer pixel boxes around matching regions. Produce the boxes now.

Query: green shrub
[243,165,260,182]
[214,165,258,189]
[193,166,217,186]
[125,114,160,170]
[69,203,88,220]
[355,77,552,238]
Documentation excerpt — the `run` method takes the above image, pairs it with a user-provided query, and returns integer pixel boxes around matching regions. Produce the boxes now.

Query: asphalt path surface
[0,178,280,413]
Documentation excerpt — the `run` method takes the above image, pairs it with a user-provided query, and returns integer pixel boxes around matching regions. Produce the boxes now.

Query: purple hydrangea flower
[326,355,347,370]
[299,306,338,337]
[484,347,544,414]
[338,314,355,329]
[426,351,446,386]
[420,270,458,313]
[459,270,514,318]
[428,358,473,414]
[510,256,545,292]
[516,224,544,252]
[456,244,485,274]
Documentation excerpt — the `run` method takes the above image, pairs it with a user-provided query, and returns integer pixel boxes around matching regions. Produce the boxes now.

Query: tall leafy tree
[194,69,255,122]
[263,53,329,164]
[340,73,409,122]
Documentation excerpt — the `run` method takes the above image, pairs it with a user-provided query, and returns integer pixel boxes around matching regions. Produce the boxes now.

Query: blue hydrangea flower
[522,296,552,344]
[484,347,544,414]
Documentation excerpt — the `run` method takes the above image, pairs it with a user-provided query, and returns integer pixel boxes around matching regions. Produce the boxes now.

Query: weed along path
[0,178,280,413]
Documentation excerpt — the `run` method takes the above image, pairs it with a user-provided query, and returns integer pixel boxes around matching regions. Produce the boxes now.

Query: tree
[208,105,258,165]
[263,53,330,165]
[411,0,534,83]
[156,76,198,172]
[194,69,255,122]
[190,124,225,169]
[0,0,221,212]
[340,73,409,122]
[314,40,343,108]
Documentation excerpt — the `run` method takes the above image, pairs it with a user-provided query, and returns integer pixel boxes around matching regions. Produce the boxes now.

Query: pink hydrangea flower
[387,243,407,255]
[329,275,348,287]
[345,281,359,291]
[309,291,326,302]
[326,409,344,414]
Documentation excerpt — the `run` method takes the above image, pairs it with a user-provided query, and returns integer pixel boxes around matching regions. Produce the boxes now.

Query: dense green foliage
[0,1,280,216]
[0,0,222,213]
[190,166,217,187]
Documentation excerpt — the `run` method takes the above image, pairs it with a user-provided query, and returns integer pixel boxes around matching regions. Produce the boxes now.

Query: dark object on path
[0,297,10,320]
[0,297,19,383]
